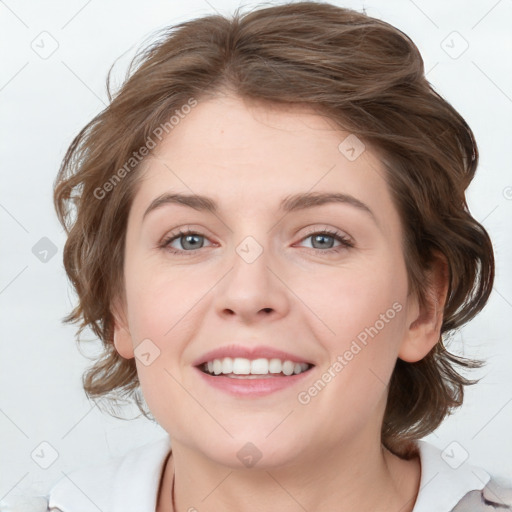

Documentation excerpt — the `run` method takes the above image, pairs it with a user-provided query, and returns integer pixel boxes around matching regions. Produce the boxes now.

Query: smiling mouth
[198,357,314,378]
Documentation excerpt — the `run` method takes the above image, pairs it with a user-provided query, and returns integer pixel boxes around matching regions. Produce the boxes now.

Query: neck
[157,436,420,512]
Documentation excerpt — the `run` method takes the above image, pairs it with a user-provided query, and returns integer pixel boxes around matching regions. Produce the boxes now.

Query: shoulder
[452,474,512,511]
[413,440,512,512]
[47,435,172,512]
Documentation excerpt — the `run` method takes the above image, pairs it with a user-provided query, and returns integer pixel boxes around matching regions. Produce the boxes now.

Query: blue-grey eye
[179,233,205,250]
[310,233,336,249]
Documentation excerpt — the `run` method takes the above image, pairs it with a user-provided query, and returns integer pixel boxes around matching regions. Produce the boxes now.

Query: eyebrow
[142,191,375,221]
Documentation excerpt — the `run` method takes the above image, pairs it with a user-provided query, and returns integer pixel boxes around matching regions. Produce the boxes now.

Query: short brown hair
[54,1,494,456]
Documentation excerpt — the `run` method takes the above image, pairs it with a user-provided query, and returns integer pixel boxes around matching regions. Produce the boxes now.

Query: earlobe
[113,324,135,359]
[111,304,135,359]
[398,252,449,363]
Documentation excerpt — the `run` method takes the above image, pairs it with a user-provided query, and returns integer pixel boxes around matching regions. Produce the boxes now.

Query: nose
[214,239,290,324]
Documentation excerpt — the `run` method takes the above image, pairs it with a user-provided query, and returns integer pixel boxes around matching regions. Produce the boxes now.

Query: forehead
[131,94,395,223]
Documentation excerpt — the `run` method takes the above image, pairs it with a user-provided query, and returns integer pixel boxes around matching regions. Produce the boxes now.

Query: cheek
[122,264,207,410]
[124,259,201,342]
[309,259,407,344]
[125,276,193,429]
[299,283,408,435]
[305,255,409,390]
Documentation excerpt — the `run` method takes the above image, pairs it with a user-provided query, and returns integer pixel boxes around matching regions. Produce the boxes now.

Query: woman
[19,2,511,511]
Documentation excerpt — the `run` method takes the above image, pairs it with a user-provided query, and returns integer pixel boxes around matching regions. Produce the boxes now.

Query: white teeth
[269,358,282,374]
[202,357,310,376]
[221,357,233,374]
[213,359,222,375]
[251,358,269,374]
[233,357,251,374]
[282,360,295,376]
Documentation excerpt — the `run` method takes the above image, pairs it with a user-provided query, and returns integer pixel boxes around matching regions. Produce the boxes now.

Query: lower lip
[194,367,312,397]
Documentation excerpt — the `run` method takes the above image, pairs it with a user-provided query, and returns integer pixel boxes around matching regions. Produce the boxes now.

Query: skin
[112,94,448,512]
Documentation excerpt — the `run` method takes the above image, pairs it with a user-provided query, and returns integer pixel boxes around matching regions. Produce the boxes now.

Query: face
[113,94,423,468]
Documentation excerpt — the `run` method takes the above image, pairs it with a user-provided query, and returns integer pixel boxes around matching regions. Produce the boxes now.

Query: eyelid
[298,225,353,244]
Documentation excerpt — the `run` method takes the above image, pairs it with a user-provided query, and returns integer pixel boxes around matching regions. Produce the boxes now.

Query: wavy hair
[54,1,494,456]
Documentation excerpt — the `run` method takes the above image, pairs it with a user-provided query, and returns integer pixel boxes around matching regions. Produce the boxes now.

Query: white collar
[48,437,490,512]
[48,435,172,512]
[412,440,490,512]
[110,436,172,511]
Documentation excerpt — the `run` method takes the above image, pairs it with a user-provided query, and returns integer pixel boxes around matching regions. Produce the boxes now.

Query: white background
[1,0,511,502]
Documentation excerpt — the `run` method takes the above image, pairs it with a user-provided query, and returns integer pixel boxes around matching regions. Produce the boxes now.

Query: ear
[111,299,135,359]
[398,252,449,362]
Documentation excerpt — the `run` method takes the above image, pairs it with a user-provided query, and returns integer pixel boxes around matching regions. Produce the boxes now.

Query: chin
[196,434,307,471]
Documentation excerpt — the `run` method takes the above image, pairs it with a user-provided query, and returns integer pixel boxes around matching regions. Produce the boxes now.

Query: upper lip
[193,344,314,367]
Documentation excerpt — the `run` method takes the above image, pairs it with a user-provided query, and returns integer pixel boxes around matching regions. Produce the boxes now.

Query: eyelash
[158,227,354,256]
